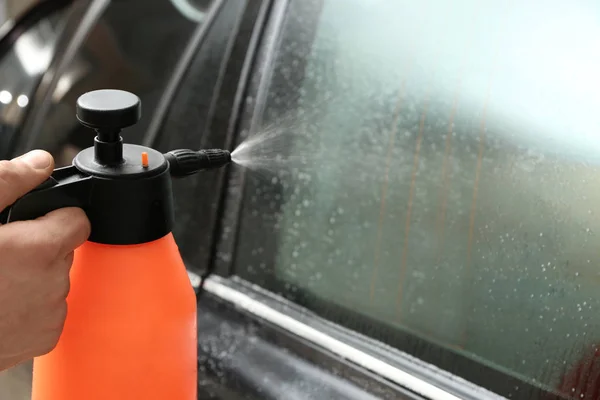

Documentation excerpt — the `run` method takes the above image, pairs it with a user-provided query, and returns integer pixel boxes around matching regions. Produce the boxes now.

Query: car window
[230,0,600,398]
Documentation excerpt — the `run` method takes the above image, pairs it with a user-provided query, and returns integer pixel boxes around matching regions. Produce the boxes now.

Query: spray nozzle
[164,149,231,177]
[0,89,231,245]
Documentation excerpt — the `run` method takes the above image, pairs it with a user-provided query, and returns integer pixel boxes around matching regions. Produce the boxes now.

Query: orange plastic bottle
[0,90,230,400]
[31,235,197,400]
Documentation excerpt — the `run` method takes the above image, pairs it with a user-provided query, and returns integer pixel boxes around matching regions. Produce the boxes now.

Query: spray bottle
[0,89,231,400]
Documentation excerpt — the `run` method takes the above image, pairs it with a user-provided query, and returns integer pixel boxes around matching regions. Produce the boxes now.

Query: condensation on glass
[233,0,600,398]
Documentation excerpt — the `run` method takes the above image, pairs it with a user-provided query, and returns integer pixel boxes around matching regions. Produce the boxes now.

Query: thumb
[0,150,54,211]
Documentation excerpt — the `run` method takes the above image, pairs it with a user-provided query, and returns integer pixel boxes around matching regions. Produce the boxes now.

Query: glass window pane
[232,0,600,397]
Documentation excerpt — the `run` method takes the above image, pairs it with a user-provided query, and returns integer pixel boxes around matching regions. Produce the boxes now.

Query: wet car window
[0,6,68,158]
[231,0,600,398]
[18,0,211,166]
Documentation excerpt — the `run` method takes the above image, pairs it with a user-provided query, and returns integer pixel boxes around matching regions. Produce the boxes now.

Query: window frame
[141,0,268,278]
[198,275,426,400]
[202,0,573,399]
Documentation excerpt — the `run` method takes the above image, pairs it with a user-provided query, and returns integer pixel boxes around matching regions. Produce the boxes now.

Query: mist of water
[231,128,308,172]
[230,98,324,177]
[229,94,384,181]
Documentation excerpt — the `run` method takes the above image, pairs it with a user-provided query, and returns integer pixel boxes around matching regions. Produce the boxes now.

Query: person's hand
[0,150,90,371]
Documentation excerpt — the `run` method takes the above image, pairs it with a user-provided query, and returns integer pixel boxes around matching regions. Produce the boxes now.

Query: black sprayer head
[0,89,231,245]
[164,149,231,177]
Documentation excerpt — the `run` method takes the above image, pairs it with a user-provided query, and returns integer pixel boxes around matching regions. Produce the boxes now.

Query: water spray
[0,89,230,400]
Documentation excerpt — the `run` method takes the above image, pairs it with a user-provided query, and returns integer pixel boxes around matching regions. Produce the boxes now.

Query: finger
[38,208,91,257]
[63,251,74,266]
[0,355,27,371]
[52,253,73,299]
[0,208,90,262]
[0,150,54,211]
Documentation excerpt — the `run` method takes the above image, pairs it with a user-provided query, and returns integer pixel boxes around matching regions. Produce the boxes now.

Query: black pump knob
[76,89,141,132]
[76,89,141,166]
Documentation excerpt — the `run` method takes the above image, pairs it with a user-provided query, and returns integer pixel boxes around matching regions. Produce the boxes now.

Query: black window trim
[198,0,277,283]
[200,0,575,399]
[197,273,428,400]
[202,274,486,400]
[206,0,289,281]
[142,0,273,278]
[142,0,226,148]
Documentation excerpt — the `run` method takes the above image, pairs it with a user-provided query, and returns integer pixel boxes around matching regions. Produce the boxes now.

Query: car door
[189,0,600,399]
[3,0,600,399]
